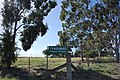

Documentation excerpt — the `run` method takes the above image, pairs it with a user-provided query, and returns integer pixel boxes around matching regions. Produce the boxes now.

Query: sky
[0,0,97,57]
[19,0,63,57]
[0,0,63,57]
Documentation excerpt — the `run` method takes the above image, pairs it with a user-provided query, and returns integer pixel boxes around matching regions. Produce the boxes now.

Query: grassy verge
[0,57,119,80]
[0,77,16,80]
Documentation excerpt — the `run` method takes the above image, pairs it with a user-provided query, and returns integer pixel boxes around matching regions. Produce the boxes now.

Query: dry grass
[0,57,119,80]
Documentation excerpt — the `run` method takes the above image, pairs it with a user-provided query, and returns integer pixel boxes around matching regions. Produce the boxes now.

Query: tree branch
[19,8,25,16]
[16,24,26,31]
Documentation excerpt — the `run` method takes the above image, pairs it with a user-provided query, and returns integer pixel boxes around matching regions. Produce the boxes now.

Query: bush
[85,50,97,58]
[95,57,115,63]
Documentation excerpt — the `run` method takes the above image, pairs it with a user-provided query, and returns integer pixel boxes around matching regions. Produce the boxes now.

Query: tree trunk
[115,37,119,63]
[81,52,84,61]
[97,50,101,60]
[81,43,84,61]
[116,25,120,63]
[7,62,11,68]
[6,21,18,68]
[93,57,95,63]
[86,55,89,67]
[98,50,101,58]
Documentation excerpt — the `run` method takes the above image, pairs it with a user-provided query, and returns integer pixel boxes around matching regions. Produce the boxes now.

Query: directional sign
[45,46,72,80]
[47,46,67,54]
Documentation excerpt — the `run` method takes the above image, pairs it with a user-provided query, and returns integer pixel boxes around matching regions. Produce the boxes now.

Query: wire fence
[13,57,67,72]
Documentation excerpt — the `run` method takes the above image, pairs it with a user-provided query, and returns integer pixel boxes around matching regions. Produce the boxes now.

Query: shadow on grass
[0,67,37,80]
[35,66,119,80]
[0,66,119,80]
[72,67,119,80]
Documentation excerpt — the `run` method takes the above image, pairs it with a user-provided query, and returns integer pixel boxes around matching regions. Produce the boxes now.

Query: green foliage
[60,0,93,51]
[20,24,48,51]
[84,50,97,58]
[1,0,57,67]
[42,49,50,55]
[91,0,119,62]
[74,51,80,57]
[19,0,56,51]
[96,57,115,63]
[60,0,119,60]
[0,30,16,67]
[2,0,57,51]
[101,50,109,56]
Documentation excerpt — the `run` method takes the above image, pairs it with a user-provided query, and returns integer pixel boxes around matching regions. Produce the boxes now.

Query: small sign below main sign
[47,46,67,54]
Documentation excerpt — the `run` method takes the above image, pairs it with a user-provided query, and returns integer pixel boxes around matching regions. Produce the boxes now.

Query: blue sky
[19,0,97,57]
[21,0,63,57]
[18,0,63,57]
[0,0,63,57]
[0,0,97,57]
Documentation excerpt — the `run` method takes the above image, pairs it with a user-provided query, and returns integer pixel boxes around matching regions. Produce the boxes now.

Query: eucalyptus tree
[60,0,93,60]
[92,31,111,57]
[58,31,72,58]
[60,0,120,63]
[92,0,120,62]
[1,0,57,67]
[58,31,68,46]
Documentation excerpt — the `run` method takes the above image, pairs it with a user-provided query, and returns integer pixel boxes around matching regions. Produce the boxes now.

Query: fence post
[118,63,120,79]
[28,57,30,72]
[46,55,48,70]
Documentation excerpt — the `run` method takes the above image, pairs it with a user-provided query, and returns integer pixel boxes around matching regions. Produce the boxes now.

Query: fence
[13,57,66,72]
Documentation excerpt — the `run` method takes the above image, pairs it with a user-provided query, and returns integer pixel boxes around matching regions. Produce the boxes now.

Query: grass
[0,57,119,80]
[0,77,16,80]
[13,57,66,69]
[79,63,118,75]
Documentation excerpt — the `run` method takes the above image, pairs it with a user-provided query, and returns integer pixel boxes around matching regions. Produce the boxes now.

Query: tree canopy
[60,0,119,62]
[0,0,57,67]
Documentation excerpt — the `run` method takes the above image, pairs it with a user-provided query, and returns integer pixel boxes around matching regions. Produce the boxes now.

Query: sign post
[66,53,72,80]
[47,46,72,80]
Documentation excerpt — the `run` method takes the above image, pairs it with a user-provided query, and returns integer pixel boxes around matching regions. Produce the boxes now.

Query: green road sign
[47,46,67,54]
